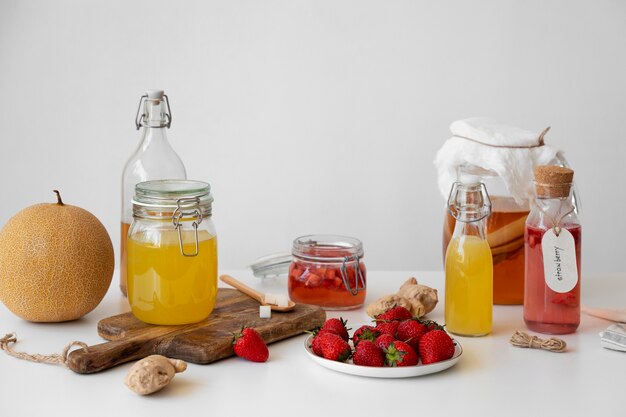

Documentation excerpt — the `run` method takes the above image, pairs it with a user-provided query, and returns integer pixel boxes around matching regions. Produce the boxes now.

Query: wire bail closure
[135,93,173,130]
[339,255,365,296]
[172,197,202,257]
[447,181,492,223]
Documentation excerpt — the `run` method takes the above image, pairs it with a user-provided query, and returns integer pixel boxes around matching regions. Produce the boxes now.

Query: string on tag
[533,200,575,236]
[509,331,566,353]
[0,332,88,368]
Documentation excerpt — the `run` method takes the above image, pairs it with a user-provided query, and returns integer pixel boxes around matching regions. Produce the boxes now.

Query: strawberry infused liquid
[524,224,581,334]
[288,235,366,310]
[523,165,581,335]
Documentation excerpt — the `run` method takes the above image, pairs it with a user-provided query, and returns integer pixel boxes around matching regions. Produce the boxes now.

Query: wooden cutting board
[66,288,325,374]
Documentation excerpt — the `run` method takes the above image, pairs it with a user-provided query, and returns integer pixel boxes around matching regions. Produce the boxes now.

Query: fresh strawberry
[232,327,269,363]
[374,333,395,351]
[422,319,445,332]
[384,341,419,367]
[319,332,352,362]
[352,340,384,367]
[396,319,429,350]
[321,317,350,341]
[309,329,336,357]
[375,306,413,322]
[375,320,400,338]
[419,329,455,365]
[352,325,380,347]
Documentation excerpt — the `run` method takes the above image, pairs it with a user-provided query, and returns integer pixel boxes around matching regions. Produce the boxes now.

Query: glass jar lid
[132,180,212,258]
[249,252,293,278]
[292,234,364,263]
[132,180,213,217]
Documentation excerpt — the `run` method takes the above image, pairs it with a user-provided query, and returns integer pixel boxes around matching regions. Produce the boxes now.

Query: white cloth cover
[434,118,563,203]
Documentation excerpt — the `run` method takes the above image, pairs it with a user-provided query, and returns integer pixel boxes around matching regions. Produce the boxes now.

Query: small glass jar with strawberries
[288,235,366,310]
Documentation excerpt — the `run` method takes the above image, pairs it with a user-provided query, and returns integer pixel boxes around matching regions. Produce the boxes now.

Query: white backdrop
[1,0,624,273]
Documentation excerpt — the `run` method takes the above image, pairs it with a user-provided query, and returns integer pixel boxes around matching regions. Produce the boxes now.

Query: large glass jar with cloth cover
[435,118,578,305]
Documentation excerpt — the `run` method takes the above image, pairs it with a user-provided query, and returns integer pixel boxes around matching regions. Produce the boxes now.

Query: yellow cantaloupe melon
[0,190,114,322]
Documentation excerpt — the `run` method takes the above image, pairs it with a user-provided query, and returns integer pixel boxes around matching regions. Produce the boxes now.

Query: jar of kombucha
[121,90,187,296]
[127,180,217,325]
[524,166,581,334]
[443,166,529,305]
[288,235,366,310]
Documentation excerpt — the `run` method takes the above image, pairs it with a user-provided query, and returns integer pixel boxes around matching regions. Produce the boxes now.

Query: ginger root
[397,277,438,318]
[367,277,438,319]
[125,355,187,395]
[366,294,413,318]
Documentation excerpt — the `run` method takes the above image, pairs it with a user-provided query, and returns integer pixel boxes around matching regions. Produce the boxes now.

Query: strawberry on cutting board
[232,327,269,363]
[419,329,455,365]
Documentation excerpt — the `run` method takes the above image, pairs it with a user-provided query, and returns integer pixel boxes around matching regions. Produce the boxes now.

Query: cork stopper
[534,165,574,198]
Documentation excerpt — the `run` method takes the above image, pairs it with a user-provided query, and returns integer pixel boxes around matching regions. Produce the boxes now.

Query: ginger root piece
[397,277,438,318]
[366,294,412,318]
[125,355,187,395]
[366,277,438,319]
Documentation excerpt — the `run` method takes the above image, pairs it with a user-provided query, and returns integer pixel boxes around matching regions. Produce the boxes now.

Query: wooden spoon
[219,274,296,312]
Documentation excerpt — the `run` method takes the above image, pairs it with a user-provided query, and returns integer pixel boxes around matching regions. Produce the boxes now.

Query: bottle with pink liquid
[524,165,581,334]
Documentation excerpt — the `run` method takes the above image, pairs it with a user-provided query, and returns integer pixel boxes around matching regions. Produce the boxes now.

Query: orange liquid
[443,196,529,305]
[288,260,366,310]
[120,222,130,296]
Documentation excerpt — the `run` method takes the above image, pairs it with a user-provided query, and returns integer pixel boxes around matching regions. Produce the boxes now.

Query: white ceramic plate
[304,334,462,378]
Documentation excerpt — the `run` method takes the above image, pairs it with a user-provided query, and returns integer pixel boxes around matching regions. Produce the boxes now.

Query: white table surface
[1,270,624,417]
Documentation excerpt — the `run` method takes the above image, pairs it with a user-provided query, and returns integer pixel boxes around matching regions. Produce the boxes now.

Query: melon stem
[53,190,64,206]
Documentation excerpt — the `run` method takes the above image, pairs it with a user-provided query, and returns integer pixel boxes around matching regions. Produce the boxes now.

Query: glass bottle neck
[533,196,576,219]
[138,100,173,149]
[139,125,170,150]
[453,217,487,239]
[142,98,170,128]
[448,183,491,223]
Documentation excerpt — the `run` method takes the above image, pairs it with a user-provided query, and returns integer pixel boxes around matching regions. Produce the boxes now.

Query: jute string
[0,333,88,368]
[453,126,550,149]
[533,200,575,237]
[509,331,567,353]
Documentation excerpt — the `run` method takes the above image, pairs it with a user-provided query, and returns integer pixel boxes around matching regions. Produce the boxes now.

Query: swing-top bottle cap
[534,165,574,198]
[146,89,165,100]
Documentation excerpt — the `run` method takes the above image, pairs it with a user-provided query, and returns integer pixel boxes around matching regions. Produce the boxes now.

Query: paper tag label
[542,228,578,293]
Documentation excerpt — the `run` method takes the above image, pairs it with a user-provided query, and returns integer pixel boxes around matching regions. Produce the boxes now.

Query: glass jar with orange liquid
[121,90,187,296]
[288,235,366,310]
[127,180,217,325]
[443,166,529,305]
[445,179,493,336]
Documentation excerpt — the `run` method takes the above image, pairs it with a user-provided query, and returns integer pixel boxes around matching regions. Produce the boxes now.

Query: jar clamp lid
[132,180,213,257]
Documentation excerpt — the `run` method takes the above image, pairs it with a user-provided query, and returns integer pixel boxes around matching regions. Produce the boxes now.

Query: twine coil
[509,330,566,353]
[0,332,88,367]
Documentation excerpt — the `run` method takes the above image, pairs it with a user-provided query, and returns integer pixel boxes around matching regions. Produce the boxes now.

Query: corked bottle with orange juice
[120,90,187,295]
[435,118,577,305]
